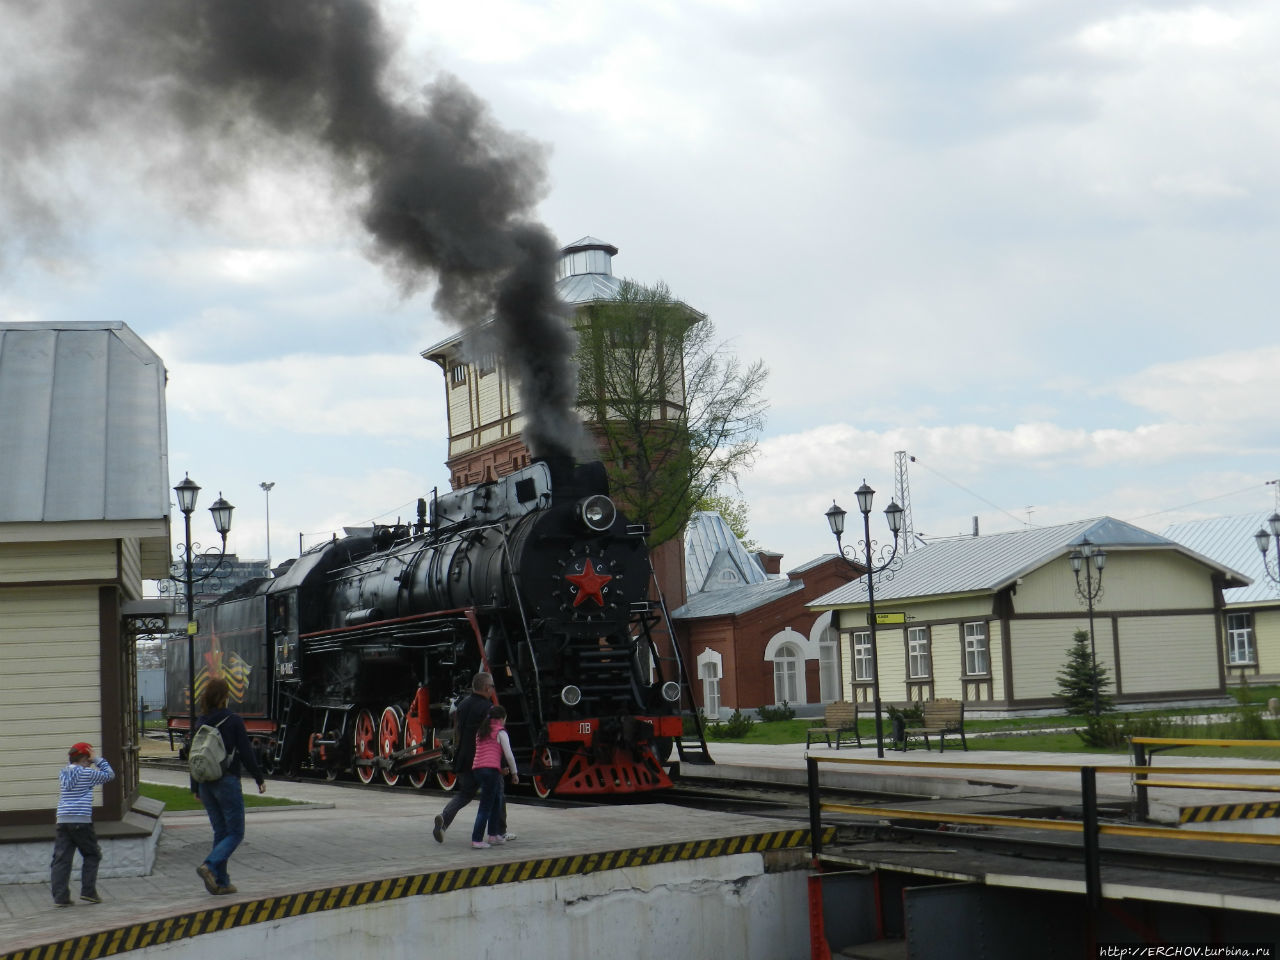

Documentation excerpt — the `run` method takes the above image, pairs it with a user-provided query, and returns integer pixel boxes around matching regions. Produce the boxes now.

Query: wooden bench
[806,701,860,749]
[917,698,967,752]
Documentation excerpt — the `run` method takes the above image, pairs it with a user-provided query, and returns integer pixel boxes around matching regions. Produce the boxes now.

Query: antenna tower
[894,450,916,553]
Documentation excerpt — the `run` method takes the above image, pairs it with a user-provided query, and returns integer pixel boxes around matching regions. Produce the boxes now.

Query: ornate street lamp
[1068,536,1107,717]
[826,482,905,758]
[1254,513,1280,587]
[172,475,234,735]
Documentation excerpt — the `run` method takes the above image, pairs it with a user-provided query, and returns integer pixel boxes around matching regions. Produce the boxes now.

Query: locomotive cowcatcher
[165,457,708,797]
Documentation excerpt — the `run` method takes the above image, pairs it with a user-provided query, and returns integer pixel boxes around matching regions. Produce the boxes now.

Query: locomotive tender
[165,457,690,797]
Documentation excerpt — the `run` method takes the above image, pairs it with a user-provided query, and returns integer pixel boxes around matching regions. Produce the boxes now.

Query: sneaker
[471,840,490,849]
[80,892,103,904]
[196,863,219,895]
[501,832,518,841]
[486,834,506,844]
[53,899,72,907]
[214,884,237,895]
[432,814,445,844]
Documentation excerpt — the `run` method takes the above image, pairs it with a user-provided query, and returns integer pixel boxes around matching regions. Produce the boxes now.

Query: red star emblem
[566,559,612,608]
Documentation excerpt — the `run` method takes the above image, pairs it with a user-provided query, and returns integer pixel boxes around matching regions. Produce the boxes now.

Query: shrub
[711,709,755,739]
[1076,712,1172,748]
[758,701,795,722]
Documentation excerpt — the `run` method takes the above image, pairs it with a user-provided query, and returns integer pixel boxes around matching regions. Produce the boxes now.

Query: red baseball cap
[69,742,93,761]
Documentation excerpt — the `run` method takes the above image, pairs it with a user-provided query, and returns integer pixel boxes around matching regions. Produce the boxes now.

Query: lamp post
[260,481,275,575]
[1068,536,1107,717]
[826,481,905,758]
[1254,513,1280,587]
[173,475,234,735]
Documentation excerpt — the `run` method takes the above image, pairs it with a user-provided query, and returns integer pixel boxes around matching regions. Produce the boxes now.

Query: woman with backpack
[190,676,266,895]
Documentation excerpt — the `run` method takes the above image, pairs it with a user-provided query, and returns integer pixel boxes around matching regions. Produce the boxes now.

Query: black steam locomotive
[165,458,695,797]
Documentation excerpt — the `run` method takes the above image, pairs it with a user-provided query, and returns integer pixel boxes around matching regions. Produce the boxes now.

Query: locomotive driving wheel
[434,731,456,791]
[404,714,428,789]
[378,705,405,787]
[352,708,377,785]
[531,747,558,800]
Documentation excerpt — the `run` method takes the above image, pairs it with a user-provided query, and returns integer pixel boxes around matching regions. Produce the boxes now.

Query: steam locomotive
[165,458,696,797]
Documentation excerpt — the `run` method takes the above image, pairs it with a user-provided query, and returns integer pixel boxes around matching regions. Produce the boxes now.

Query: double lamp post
[1254,513,1280,587]
[826,482,904,758]
[172,475,234,733]
[1068,536,1107,717]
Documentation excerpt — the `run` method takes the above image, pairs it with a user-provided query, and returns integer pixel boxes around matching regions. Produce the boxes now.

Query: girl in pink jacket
[470,705,518,849]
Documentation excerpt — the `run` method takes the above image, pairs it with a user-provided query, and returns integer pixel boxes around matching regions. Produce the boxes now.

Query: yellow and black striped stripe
[1180,801,1280,825]
[2,827,830,960]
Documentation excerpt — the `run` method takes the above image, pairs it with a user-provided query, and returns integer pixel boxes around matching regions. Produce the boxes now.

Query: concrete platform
[6,740,1280,958]
[0,764,818,960]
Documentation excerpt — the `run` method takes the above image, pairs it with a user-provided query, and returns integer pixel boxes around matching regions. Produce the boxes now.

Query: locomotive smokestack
[0,0,585,459]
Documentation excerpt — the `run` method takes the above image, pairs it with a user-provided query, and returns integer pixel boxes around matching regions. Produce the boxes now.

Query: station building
[1162,513,1280,687]
[810,516,1253,714]
[0,321,171,860]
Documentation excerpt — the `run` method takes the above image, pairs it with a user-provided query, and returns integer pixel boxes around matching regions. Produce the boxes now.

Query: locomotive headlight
[560,685,583,707]
[661,681,681,703]
[578,495,616,532]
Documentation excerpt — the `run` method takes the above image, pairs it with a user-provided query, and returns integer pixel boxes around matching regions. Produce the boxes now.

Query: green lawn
[139,781,303,812]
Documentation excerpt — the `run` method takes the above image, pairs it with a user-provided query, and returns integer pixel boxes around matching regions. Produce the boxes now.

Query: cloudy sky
[2,1,1278,577]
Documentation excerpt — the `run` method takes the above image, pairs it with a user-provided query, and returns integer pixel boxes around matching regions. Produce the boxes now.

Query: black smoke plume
[0,0,585,459]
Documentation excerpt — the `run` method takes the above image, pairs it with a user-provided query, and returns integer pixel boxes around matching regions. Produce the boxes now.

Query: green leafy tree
[1056,629,1113,716]
[575,279,768,546]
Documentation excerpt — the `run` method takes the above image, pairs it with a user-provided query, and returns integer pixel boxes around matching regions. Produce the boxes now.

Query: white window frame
[818,627,839,703]
[907,626,931,680]
[963,621,990,676]
[700,661,721,718]
[1227,612,1256,666]
[773,642,801,705]
[852,630,873,682]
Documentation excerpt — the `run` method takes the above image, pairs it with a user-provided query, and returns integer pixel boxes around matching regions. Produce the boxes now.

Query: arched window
[773,642,802,705]
[700,661,721,718]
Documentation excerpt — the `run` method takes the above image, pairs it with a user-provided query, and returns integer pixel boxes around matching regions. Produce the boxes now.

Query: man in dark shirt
[433,671,504,842]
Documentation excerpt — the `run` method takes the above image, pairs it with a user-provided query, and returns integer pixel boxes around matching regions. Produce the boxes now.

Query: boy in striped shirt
[50,742,114,906]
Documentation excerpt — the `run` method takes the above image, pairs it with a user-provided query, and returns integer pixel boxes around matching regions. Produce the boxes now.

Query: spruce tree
[1055,629,1113,716]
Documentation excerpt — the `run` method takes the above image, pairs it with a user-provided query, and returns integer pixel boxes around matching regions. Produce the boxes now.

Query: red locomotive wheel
[434,731,456,791]
[531,747,557,800]
[352,708,378,785]
[404,715,428,789]
[379,705,405,787]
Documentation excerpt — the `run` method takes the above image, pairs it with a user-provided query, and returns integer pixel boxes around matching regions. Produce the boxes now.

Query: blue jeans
[442,770,505,834]
[198,774,245,886]
[471,768,505,842]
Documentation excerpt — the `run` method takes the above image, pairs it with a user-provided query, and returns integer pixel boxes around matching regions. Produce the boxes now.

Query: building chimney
[972,516,979,537]
[756,551,782,576]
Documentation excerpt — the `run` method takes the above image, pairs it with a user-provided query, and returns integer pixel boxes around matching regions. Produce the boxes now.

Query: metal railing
[806,749,1280,909]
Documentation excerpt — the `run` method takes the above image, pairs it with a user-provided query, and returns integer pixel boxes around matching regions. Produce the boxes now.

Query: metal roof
[561,236,618,256]
[1162,514,1280,607]
[0,322,170,523]
[555,271,623,304]
[684,510,769,592]
[671,576,802,620]
[810,516,1249,608]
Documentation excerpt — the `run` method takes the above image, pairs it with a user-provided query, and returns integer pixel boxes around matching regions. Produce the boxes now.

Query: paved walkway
[5,740,1280,955]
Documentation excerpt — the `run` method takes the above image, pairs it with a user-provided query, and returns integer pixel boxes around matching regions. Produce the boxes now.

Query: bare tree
[575,279,768,547]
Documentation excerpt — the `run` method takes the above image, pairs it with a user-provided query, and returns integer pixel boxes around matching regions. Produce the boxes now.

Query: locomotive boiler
[165,457,696,797]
